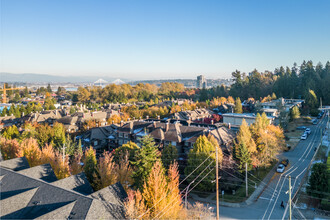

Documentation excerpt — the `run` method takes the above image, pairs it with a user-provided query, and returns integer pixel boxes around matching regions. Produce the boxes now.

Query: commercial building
[197,75,207,89]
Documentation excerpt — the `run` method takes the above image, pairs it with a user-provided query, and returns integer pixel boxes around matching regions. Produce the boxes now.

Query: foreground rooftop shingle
[0,157,128,219]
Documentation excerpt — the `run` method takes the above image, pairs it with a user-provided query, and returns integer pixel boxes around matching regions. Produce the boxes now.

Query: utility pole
[245,162,248,197]
[62,144,66,166]
[216,146,220,220]
[289,175,292,220]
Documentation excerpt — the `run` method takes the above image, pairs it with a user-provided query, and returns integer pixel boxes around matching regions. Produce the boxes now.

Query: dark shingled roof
[0,157,30,171]
[90,182,128,206]
[0,158,128,219]
[17,164,58,183]
[51,172,93,195]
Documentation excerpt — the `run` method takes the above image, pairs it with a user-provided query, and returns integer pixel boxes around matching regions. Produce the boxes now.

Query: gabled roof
[17,164,58,183]
[0,157,30,171]
[82,126,117,141]
[0,159,128,219]
[90,182,128,206]
[57,115,78,125]
[51,172,93,195]
[150,127,165,140]
[117,121,151,133]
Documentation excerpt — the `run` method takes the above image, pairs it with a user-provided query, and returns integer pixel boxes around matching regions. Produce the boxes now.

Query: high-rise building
[197,75,207,89]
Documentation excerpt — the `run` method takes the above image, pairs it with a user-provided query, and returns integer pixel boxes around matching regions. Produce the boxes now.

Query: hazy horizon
[1,0,330,79]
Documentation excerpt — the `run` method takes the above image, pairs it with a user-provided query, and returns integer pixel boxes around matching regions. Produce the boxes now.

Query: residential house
[113,120,235,158]
[0,157,128,219]
[173,108,213,121]
[222,113,275,126]
[78,125,118,151]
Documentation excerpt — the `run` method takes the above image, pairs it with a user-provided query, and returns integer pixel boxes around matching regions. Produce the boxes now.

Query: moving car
[301,133,307,140]
[305,128,311,135]
[277,164,285,173]
[281,159,289,167]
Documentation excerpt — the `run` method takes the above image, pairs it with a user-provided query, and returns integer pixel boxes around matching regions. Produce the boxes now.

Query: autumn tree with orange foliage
[94,151,117,191]
[0,138,22,160]
[20,138,42,167]
[125,161,183,219]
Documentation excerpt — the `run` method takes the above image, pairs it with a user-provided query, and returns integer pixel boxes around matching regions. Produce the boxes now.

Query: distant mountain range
[0,72,232,88]
[0,72,124,83]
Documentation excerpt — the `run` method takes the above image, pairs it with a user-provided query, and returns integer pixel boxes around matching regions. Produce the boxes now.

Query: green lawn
[211,161,277,203]
[315,145,328,161]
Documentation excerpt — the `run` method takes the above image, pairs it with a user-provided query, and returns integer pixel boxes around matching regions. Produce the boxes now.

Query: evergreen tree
[307,163,328,199]
[21,122,37,140]
[161,143,178,169]
[237,119,256,153]
[47,84,52,93]
[52,122,66,150]
[234,97,243,113]
[8,104,15,116]
[1,125,19,139]
[290,106,300,120]
[132,135,161,189]
[83,147,98,188]
[184,135,216,191]
[113,141,139,165]
[235,142,252,173]
[1,107,8,116]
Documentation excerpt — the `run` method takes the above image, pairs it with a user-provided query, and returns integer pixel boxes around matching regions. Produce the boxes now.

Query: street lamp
[185,180,195,209]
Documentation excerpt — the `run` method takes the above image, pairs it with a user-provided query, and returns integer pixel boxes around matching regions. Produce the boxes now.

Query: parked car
[301,133,307,140]
[312,119,318,125]
[284,144,291,152]
[277,164,285,173]
[281,159,289,167]
[297,126,307,130]
[305,128,311,135]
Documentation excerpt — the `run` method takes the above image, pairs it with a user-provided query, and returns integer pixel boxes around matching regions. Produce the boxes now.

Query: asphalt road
[213,115,328,220]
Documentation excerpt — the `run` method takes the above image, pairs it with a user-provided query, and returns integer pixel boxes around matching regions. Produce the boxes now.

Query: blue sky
[1,0,329,80]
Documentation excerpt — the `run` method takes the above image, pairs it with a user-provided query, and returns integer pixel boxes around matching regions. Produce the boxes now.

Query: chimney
[187,120,191,126]
[157,115,160,120]
[129,121,134,133]
[120,120,124,127]
[127,118,130,121]
[91,112,94,117]
[146,115,149,120]
[228,123,231,129]
[153,121,157,128]
[165,122,169,132]
[211,120,214,125]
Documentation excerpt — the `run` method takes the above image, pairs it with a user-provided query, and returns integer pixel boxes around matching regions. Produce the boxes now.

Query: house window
[184,142,189,147]
[171,141,177,146]
[119,133,123,138]
[124,134,128,138]
[119,140,123,146]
